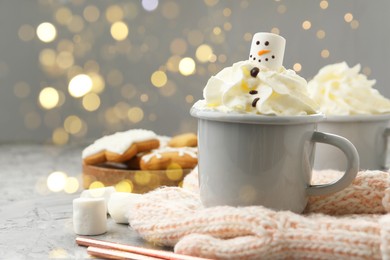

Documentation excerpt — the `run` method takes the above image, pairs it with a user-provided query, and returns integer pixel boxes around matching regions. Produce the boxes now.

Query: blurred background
[1,0,389,144]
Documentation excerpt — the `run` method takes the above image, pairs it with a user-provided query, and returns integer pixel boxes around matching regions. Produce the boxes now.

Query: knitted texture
[128,169,390,259]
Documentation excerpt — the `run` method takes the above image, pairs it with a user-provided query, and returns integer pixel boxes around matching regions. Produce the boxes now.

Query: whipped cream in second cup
[308,62,390,115]
[193,60,319,116]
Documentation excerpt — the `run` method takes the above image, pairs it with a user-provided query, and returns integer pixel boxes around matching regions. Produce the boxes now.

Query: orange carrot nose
[258,49,271,56]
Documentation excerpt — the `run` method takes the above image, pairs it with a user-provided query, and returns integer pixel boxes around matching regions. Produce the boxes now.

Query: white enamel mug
[190,108,359,213]
[314,114,390,170]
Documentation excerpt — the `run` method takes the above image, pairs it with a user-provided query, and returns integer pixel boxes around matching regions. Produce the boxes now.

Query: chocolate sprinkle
[249,90,258,95]
[250,67,260,77]
[252,97,260,107]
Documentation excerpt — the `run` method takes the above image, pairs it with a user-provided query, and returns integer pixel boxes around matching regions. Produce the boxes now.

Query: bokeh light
[52,128,69,145]
[36,22,57,43]
[151,70,167,87]
[179,57,196,76]
[64,177,79,194]
[110,21,129,41]
[47,171,68,192]
[39,87,60,109]
[142,0,159,12]
[196,44,213,63]
[68,74,93,98]
[82,93,101,111]
[302,20,311,30]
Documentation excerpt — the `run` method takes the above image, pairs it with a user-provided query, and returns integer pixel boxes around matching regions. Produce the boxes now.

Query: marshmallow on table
[248,32,286,70]
[108,192,143,224]
[73,197,107,235]
[80,186,116,214]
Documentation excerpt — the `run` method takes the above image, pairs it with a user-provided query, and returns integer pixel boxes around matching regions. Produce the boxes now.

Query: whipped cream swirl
[193,60,319,116]
[308,62,390,115]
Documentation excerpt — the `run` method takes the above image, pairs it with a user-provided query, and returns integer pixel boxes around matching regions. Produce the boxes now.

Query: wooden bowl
[82,163,192,193]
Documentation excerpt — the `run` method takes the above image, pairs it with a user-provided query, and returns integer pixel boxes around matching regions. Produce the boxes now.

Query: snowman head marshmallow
[249,32,286,70]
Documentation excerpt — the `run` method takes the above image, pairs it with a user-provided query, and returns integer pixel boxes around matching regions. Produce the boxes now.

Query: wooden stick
[87,246,162,260]
[76,237,213,260]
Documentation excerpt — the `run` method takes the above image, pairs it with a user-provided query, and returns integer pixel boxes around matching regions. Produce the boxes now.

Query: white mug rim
[190,107,325,125]
[324,113,390,122]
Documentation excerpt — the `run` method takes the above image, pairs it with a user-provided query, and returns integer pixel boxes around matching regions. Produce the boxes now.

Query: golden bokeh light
[159,80,177,97]
[187,30,204,46]
[151,70,167,87]
[47,171,68,192]
[88,72,105,93]
[344,13,353,23]
[39,49,56,67]
[271,27,280,34]
[68,74,93,98]
[166,55,181,72]
[64,115,83,134]
[185,95,194,103]
[321,49,330,58]
[134,171,151,185]
[140,93,149,102]
[170,38,187,55]
[52,128,69,145]
[351,20,359,29]
[128,107,144,123]
[223,8,232,17]
[243,32,252,42]
[67,15,85,33]
[166,163,183,181]
[179,57,196,76]
[277,4,287,14]
[84,5,100,23]
[18,24,35,42]
[316,30,326,39]
[115,179,133,192]
[302,20,311,30]
[89,181,105,189]
[49,248,68,258]
[363,66,372,76]
[204,0,219,7]
[320,0,328,9]
[56,51,74,69]
[293,63,302,72]
[213,27,222,35]
[223,22,232,31]
[196,44,213,63]
[64,177,79,194]
[36,22,57,43]
[161,1,179,19]
[110,21,129,41]
[55,7,73,25]
[82,93,101,111]
[39,87,60,109]
[106,5,124,23]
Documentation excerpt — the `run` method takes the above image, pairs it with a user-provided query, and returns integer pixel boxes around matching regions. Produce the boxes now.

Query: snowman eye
[265,41,269,46]
[256,41,260,45]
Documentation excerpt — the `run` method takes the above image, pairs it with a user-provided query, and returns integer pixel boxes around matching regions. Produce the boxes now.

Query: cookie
[140,147,198,170]
[168,133,197,148]
[82,129,159,165]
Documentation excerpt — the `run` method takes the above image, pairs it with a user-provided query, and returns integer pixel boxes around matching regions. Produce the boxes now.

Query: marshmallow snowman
[249,32,286,70]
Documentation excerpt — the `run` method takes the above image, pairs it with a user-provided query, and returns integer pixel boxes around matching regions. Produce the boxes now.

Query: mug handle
[382,127,390,169]
[306,131,359,196]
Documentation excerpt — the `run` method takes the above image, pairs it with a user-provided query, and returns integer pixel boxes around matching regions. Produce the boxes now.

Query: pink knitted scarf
[128,169,390,259]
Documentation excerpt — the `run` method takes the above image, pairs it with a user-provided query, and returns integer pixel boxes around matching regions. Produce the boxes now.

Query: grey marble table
[0,144,166,259]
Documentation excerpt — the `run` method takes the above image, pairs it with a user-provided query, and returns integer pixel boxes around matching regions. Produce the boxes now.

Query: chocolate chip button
[250,67,260,77]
